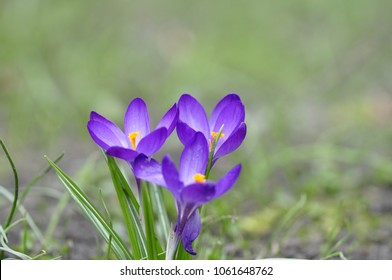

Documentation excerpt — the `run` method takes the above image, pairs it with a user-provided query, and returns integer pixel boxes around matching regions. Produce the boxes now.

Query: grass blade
[45,156,133,260]
[19,152,65,206]
[148,183,170,245]
[106,156,147,259]
[141,182,159,259]
[0,139,19,229]
[0,224,31,260]
[99,189,113,259]
[0,186,44,243]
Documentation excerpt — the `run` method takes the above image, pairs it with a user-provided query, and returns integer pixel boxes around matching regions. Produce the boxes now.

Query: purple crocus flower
[177,93,246,163]
[134,132,241,256]
[87,98,178,162]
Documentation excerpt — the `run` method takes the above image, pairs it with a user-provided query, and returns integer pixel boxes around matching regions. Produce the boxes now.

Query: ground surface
[1,0,392,259]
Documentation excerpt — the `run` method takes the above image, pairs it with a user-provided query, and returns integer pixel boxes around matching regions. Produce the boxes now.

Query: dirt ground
[3,183,391,260]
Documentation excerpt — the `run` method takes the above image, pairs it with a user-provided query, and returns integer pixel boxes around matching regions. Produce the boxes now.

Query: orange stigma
[193,173,206,183]
[128,132,141,150]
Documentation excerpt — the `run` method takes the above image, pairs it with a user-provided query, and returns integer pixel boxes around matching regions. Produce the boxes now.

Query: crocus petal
[87,120,126,150]
[179,132,209,185]
[133,154,166,187]
[137,127,168,156]
[106,146,139,161]
[178,94,210,139]
[212,101,245,138]
[124,98,150,138]
[176,121,197,145]
[214,164,242,199]
[156,103,178,136]
[180,182,215,207]
[209,93,242,130]
[181,210,201,255]
[90,112,129,148]
[162,155,183,198]
[214,123,247,160]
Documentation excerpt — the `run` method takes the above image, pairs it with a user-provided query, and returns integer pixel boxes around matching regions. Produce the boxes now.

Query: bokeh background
[1,0,392,259]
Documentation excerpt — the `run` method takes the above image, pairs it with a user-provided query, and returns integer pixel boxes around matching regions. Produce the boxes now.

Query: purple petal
[178,94,210,139]
[124,98,150,138]
[133,155,166,187]
[214,123,247,160]
[180,182,215,207]
[179,132,209,185]
[176,121,197,146]
[209,93,242,130]
[214,164,242,199]
[90,112,129,147]
[106,146,139,161]
[137,127,167,156]
[87,120,126,150]
[212,101,245,140]
[162,155,183,198]
[181,210,201,255]
[156,103,178,136]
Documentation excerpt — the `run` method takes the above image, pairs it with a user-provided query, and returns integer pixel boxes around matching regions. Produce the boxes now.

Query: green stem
[165,229,179,260]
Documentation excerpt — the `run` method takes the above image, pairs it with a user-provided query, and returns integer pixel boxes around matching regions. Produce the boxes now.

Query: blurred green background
[1,0,392,259]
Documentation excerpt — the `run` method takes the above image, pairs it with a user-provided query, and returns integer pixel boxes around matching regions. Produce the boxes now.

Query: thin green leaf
[45,156,133,260]
[148,183,170,245]
[174,242,192,260]
[141,182,159,259]
[0,224,31,260]
[0,139,19,229]
[101,149,139,211]
[19,152,64,206]
[99,189,113,260]
[106,156,147,259]
[0,186,44,243]
[23,214,28,254]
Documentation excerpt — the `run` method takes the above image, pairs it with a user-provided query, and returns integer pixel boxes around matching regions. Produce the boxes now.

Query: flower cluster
[87,93,246,257]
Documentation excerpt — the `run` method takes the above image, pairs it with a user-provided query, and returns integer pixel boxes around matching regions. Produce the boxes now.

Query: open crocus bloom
[177,93,247,163]
[134,132,242,255]
[87,98,177,162]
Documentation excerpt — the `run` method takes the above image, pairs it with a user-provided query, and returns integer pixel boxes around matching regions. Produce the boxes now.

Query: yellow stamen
[211,131,225,140]
[210,131,225,149]
[193,173,206,183]
[128,131,141,150]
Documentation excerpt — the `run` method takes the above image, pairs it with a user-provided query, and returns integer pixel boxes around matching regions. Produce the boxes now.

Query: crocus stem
[165,229,179,260]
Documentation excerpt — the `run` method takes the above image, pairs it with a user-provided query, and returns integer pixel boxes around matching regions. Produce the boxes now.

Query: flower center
[128,131,141,150]
[209,131,225,149]
[193,173,206,183]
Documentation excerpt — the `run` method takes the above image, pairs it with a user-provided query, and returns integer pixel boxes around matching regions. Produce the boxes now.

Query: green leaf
[19,152,65,206]
[0,139,19,230]
[99,189,113,259]
[0,223,31,260]
[148,183,170,246]
[174,242,192,260]
[45,156,133,260]
[106,156,147,259]
[141,181,161,259]
[0,186,44,244]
